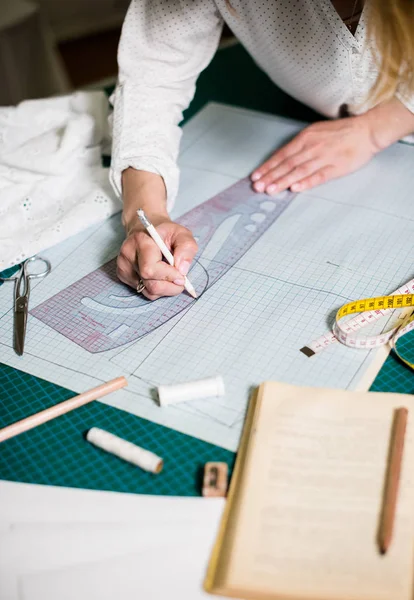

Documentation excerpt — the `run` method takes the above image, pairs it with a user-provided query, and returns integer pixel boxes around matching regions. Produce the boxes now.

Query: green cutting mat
[0,44,412,496]
[0,365,234,495]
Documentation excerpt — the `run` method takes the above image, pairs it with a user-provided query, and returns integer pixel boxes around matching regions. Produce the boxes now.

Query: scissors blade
[14,295,28,356]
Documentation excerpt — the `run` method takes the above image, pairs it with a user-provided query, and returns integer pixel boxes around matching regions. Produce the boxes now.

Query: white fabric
[0,91,121,271]
[110,0,414,209]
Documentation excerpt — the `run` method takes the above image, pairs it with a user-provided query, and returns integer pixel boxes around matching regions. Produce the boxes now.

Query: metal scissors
[0,256,51,356]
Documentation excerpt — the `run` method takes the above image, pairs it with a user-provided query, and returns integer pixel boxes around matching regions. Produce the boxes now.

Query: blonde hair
[368,0,414,103]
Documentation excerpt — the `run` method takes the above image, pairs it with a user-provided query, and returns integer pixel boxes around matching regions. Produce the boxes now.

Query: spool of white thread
[157,376,225,407]
[86,428,163,474]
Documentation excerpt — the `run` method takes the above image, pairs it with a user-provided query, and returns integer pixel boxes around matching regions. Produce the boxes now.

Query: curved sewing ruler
[31,178,295,353]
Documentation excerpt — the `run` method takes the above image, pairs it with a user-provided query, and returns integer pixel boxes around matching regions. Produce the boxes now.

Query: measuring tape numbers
[301,277,414,370]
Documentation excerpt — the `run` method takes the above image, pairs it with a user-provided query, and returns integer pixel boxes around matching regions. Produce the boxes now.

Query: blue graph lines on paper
[31,179,295,353]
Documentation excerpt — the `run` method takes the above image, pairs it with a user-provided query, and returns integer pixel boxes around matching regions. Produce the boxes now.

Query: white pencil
[137,209,198,299]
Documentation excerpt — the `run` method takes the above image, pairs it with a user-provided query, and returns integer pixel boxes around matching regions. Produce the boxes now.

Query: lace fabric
[0,91,121,270]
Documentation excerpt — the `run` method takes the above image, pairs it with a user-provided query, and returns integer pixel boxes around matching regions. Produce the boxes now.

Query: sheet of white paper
[1,519,225,600]
[0,525,184,600]
[0,481,224,524]
[1,104,413,451]
[0,482,225,600]
[19,543,227,600]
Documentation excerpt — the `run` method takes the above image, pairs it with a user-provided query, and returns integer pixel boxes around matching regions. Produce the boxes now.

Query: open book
[205,382,414,600]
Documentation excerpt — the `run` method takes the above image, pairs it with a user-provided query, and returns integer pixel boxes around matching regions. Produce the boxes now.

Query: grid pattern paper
[0,104,414,452]
[30,179,294,353]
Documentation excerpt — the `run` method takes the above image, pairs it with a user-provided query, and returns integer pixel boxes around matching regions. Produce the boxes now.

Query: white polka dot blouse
[110,0,414,208]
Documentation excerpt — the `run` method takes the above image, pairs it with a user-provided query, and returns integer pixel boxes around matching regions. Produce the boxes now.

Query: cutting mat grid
[0,364,235,495]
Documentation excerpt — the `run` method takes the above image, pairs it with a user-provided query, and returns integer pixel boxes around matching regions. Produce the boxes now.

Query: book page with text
[219,383,414,600]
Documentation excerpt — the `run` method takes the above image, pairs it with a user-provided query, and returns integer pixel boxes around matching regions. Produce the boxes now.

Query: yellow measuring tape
[302,279,414,370]
[335,294,414,370]
[337,294,414,320]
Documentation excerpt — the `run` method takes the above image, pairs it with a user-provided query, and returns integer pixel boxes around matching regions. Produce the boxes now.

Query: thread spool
[157,376,225,407]
[86,428,163,474]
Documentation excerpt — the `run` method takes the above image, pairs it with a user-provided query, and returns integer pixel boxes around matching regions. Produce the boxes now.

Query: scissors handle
[1,256,51,357]
[1,256,51,296]
[18,257,51,301]
[24,256,52,280]
[0,256,51,284]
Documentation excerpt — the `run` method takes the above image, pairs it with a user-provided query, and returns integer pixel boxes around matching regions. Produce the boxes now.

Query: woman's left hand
[251,115,379,194]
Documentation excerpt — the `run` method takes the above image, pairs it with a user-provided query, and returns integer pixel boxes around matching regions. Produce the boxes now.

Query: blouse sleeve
[109,0,224,210]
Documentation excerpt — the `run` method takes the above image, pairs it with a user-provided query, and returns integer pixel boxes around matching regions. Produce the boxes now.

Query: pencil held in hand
[378,407,408,554]
[137,209,197,299]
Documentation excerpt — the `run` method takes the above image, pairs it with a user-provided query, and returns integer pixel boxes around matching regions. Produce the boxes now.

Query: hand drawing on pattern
[31,178,295,353]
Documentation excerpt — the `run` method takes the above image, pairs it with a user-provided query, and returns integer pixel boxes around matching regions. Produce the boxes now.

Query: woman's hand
[117,168,197,300]
[251,114,379,194]
[117,214,198,300]
[251,98,414,195]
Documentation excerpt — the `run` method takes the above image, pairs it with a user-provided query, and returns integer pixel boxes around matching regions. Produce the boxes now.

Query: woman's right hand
[118,168,198,300]
[117,213,198,301]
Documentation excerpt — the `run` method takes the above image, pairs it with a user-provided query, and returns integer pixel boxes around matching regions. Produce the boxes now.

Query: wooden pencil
[0,376,128,443]
[378,407,408,554]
